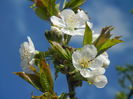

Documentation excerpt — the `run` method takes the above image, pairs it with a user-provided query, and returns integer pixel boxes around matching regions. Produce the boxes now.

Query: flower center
[65,15,78,29]
[79,57,91,68]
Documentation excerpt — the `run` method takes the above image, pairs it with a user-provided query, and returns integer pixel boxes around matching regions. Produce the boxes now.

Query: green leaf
[116,66,128,73]
[94,26,113,49]
[13,72,43,92]
[130,9,133,14]
[94,26,123,55]
[115,91,127,99]
[126,64,133,72]
[83,23,92,46]
[34,7,49,20]
[32,0,59,20]
[97,36,123,55]
[64,0,86,11]
[39,60,54,94]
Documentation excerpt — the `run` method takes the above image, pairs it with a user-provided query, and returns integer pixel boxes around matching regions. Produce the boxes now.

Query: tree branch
[66,74,76,99]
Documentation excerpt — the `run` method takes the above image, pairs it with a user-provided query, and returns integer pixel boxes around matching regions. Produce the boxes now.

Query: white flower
[19,36,37,73]
[50,9,93,36]
[72,45,109,88]
[72,45,105,78]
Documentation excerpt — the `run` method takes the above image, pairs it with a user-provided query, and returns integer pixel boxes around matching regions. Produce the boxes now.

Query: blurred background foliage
[115,65,133,99]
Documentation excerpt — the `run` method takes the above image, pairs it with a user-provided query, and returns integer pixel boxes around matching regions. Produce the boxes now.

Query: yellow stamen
[79,57,90,68]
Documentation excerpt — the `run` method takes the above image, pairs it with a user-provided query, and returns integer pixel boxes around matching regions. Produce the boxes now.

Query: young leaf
[97,36,123,55]
[39,60,54,94]
[13,72,43,92]
[83,23,92,46]
[94,26,113,49]
[32,0,59,20]
[34,7,50,20]
[94,26,123,56]
[64,0,86,11]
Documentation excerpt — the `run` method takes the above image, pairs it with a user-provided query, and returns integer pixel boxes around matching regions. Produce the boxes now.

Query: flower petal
[87,21,93,29]
[81,45,97,59]
[60,9,75,21]
[27,36,36,53]
[94,75,108,88]
[92,34,100,42]
[60,9,79,28]
[76,10,91,28]
[72,50,82,70]
[90,67,105,76]
[50,16,65,27]
[61,28,72,35]
[99,52,110,68]
[61,28,84,36]
[77,9,88,22]
[71,29,85,36]
[80,69,93,78]
[51,26,62,33]
[90,56,103,68]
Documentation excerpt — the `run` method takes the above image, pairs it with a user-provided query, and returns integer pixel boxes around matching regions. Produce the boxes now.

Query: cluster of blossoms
[15,0,123,98]
[50,9,110,88]
[20,9,110,88]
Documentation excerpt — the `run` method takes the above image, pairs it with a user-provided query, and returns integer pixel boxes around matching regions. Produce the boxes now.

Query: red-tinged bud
[34,0,44,7]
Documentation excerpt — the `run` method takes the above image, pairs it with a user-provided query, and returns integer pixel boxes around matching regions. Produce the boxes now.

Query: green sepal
[45,30,62,43]
[63,34,72,45]
[50,41,72,60]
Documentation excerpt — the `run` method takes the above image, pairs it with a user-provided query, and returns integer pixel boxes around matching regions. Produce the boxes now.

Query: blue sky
[0,0,133,99]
